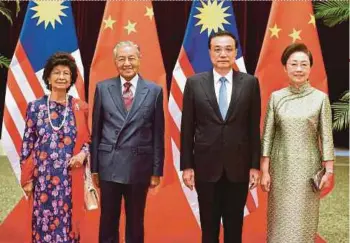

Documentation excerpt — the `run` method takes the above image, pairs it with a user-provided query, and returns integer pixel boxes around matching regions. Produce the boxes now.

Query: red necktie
[123,82,134,111]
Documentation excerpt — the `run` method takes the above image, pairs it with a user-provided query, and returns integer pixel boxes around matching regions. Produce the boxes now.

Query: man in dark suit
[180,31,261,243]
[91,41,164,243]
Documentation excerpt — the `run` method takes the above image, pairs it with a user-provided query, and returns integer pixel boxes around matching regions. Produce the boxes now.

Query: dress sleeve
[20,102,37,161]
[261,94,276,157]
[20,102,38,185]
[78,100,90,156]
[319,95,334,161]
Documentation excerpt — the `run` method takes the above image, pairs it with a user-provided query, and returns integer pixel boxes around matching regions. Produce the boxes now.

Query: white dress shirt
[121,74,139,94]
[213,69,233,105]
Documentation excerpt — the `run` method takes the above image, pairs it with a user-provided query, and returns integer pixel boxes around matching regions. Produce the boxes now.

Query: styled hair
[208,30,238,50]
[281,43,313,67]
[113,41,141,58]
[42,52,78,91]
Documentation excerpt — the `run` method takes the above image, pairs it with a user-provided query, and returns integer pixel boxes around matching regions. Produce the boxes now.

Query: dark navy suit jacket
[91,76,164,184]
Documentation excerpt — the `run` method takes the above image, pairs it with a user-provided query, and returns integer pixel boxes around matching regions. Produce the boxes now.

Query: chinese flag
[251,1,331,243]
[87,1,199,242]
[255,1,328,122]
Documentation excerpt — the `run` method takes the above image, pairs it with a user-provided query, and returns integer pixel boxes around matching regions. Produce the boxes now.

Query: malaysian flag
[168,0,258,225]
[2,0,85,182]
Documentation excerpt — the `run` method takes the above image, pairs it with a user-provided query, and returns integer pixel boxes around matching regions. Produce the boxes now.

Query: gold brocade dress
[261,82,334,243]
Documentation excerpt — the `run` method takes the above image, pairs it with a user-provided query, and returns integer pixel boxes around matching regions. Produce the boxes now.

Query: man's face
[209,35,237,73]
[115,45,140,81]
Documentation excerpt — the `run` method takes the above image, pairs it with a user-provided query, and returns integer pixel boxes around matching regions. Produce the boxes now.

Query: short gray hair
[113,41,141,58]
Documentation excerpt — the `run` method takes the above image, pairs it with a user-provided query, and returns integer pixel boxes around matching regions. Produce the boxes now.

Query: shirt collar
[213,69,232,84]
[121,74,139,87]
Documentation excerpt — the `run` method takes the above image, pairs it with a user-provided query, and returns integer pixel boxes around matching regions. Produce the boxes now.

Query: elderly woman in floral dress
[20,52,90,243]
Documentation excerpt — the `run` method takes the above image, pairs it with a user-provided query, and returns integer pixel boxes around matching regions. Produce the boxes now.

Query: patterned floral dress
[20,95,88,243]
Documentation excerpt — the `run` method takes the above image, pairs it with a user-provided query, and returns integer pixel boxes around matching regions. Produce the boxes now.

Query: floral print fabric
[20,95,87,243]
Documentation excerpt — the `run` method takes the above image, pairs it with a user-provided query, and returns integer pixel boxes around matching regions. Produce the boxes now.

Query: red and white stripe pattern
[1,43,85,182]
[168,47,258,225]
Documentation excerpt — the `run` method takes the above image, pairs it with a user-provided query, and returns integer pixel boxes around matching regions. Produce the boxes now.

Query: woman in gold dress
[260,43,334,243]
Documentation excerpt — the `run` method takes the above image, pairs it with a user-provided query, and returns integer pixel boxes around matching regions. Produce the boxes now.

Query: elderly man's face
[115,45,140,81]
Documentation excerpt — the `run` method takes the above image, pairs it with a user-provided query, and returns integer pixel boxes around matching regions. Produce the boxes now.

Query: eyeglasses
[51,70,71,77]
[212,47,235,55]
[287,62,310,70]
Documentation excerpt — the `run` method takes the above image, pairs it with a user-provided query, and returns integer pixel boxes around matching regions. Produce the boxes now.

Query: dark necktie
[123,82,133,111]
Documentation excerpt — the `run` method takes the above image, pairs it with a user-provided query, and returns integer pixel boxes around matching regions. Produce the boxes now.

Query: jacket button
[115,130,119,135]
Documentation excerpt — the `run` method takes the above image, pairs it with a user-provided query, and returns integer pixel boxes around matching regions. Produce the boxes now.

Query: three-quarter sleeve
[261,94,276,157]
[319,95,334,161]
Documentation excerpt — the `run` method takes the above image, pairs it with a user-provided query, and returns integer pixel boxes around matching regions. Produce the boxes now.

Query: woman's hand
[260,172,271,192]
[68,151,86,168]
[319,172,333,190]
[23,181,33,197]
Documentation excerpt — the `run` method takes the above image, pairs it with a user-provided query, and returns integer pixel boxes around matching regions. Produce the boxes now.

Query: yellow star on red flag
[124,20,137,35]
[288,28,302,43]
[308,14,316,28]
[103,15,116,30]
[145,7,154,20]
[269,23,281,38]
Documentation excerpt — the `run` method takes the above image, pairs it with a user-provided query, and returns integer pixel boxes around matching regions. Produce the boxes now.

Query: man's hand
[182,168,195,190]
[249,168,260,190]
[92,173,99,188]
[23,181,33,197]
[149,176,161,189]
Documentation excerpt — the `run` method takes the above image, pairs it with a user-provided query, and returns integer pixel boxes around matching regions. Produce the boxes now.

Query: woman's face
[284,51,311,85]
[48,65,72,92]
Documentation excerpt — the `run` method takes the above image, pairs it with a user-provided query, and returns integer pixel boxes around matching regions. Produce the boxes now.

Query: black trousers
[196,173,249,243]
[99,180,149,243]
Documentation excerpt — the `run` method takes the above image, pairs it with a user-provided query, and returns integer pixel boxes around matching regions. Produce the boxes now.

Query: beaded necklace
[47,94,68,131]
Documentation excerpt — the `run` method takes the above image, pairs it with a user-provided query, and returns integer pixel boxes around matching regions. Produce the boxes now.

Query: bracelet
[325,169,334,174]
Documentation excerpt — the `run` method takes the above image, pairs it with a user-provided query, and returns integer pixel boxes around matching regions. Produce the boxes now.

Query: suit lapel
[226,71,244,120]
[125,77,149,122]
[200,72,223,121]
[108,77,127,118]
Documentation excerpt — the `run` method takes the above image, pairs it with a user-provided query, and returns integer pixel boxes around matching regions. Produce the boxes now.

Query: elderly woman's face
[284,51,311,85]
[48,65,72,92]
